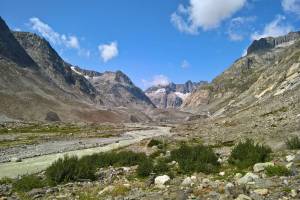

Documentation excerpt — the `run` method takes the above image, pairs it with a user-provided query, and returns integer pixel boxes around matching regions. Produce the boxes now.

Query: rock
[219,171,225,176]
[286,162,293,169]
[253,162,274,172]
[286,155,295,162]
[10,157,22,162]
[98,186,115,195]
[235,194,252,200]
[237,172,259,185]
[291,189,297,197]
[27,188,46,197]
[181,177,193,186]
[45,111,61,122]
[154,175,170,187]
[234,173,243,179]
[253,188,269,196]
[225,182,235,195]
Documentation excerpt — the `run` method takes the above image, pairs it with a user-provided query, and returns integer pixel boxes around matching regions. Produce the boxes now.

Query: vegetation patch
[265,165,291,177]
[12,175,46,192]
[170,144,219,174]
[228,139,272,169]
[286,136,300,149]
[137,158,154,177]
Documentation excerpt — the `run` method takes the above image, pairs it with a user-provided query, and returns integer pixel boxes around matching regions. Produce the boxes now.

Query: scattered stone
[286,162,293,169]
[290,189,297,197]
[237,173,259,185]
[219,171,225,176]
[253,162,274,172]
[235,194,252,200]
[154,175,170,187]
[27,188,46,197]
[225,182,235,195]
[234,173,243,179]
[253,188,269,196]
[181,177,193,186]
[98,185,115,195]
[286,155,295,162]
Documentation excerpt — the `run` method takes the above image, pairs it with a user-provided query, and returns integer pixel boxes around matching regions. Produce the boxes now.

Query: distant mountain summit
[0,17,154,122]
[145,81,207,109]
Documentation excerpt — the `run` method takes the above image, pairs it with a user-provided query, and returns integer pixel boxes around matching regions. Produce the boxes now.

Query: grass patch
[286,136,300,149]
[170,144,219,174]
[0,177,13,184]
[137,158,153,177]
[265,165,291,177]
[148,139,162,147]
[228,139,272,169]
[12,175,46,192]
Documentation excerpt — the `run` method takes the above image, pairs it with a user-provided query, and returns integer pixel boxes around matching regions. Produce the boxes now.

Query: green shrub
[0,177,13,184]
[13,175,46,192]
[153,159,169,175]
[137,158,153,177]
[170,144,219,174]
[148,139,162,147]
[265,165,291,177]
[46,155,96,185]
[286,136,300,149]
[228,139,272,169]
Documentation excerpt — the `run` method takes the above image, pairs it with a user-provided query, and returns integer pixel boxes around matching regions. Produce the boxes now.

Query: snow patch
[175,92,190,100]
[155,88,166,94]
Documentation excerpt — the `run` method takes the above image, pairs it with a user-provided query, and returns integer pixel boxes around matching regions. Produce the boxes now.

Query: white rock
[235,194,252,200]
[253,188,269,196]
[286,155,295,162]
[234,173,243,179]
[191,176,197,180]
[286,162,293,169]
[181,177,193,186]
[98,186,114,195]
[225,182,234,195]
[202,178,210,184]
[237,172,259,185]
[253,162,274,172]
[219,171,225,176]
[155,175,170,186]
[291,189,297,197]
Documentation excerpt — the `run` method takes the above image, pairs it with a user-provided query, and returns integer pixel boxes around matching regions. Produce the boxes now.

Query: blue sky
[1,0,300,89]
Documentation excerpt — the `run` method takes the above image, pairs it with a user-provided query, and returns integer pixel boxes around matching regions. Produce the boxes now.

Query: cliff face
[182,32,300,120]
[247,31,300,55]
[145,81,206,109]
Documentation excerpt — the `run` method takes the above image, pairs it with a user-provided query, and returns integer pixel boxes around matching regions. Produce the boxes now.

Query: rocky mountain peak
[0,17,36,68]
[247,31,300,55]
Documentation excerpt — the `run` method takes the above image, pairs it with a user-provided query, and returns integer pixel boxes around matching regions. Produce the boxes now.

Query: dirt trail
[0,125,171,178]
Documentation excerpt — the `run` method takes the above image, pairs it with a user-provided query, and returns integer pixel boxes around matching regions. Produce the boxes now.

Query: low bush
[148,139,162,147]
[137,158,153,177]
[153,158,169,175]
[228,139,272,169]
[170,144,219,174]
[286,136,300,149]
[265,165,291,177]
[12,175,46,192]
[46,155,96,185]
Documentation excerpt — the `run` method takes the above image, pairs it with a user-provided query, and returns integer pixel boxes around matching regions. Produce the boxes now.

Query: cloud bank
[98,42,119,63]
[171,0,247,34]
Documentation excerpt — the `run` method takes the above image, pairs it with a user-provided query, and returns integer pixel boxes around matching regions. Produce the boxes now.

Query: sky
[1,0,300,89]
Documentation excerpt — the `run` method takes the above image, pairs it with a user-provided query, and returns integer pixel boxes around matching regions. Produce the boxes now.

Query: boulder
[45,111,61,122]
[155,175,170,187]
[235,194,252,200]
[253,188,269,196]
[237,172,259,185]
[10,157,22,162]
[181,177,193,186]
[253,162,274,172]
[286,155,295,162]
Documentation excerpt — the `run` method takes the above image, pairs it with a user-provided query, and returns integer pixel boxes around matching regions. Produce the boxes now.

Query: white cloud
[98,41,119,63]
[282,0,300,17]
[171,0,247,34]
[142,75,170,88]
[181,60,190,68]
[227,16,256,41]
[251,15,294,40]
[28,17,87,56]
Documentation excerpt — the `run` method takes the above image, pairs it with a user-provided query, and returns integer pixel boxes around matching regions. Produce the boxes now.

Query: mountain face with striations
[145,81,206,109]
[182,31,300,133]
[0,17,154,122]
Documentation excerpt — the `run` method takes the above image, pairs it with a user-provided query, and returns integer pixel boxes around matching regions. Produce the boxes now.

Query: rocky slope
[0,17,155,122]
[145,81,206,109]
